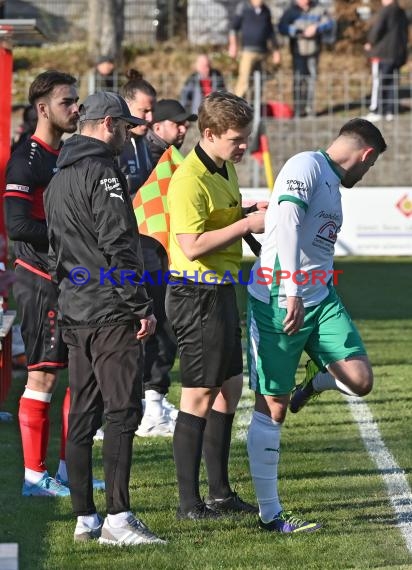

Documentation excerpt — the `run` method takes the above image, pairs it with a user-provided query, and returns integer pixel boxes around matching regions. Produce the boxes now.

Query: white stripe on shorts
[248,309,260,392]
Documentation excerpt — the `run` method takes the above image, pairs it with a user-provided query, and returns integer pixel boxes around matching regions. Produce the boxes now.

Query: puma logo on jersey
[110,192,124,202]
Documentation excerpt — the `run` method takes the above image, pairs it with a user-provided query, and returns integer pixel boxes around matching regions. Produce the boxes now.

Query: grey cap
[79,91,146,126]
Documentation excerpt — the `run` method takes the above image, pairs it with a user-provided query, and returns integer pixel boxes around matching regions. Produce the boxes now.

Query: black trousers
[143,272,177,395]
[63,322,143,516]
[377,60,399,115]
[292,53,318,116]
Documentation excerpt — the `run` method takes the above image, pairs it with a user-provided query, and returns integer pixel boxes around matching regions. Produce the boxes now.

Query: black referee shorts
[165,280,242,388]
[13,264,68,371]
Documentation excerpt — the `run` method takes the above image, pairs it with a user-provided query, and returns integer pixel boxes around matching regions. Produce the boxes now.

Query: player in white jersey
[246,118,387,534]
[249,149,343,308]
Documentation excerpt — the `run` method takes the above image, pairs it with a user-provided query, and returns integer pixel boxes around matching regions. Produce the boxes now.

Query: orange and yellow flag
[132,145,184,254]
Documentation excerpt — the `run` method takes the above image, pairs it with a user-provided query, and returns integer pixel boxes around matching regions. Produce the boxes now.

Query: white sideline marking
[345,395,412,554]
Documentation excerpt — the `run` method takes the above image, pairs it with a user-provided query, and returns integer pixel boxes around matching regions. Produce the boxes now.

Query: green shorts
[247,287,367,396]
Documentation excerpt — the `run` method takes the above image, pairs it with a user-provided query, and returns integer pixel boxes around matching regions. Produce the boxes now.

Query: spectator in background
[119,69,156,197]
[364,0,409,123]
[279,0,335,117]
[134,99,197,439]
[94,56,118,91]
[11,105,38,153]
[229,0,281,99]
[180,54,226,114]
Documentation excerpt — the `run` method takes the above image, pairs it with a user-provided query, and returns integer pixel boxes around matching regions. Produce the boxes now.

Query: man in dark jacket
[119,69,157,198]
[229,0,281,99]
[146,99,197,164]
[44,91,165,546]
[180,54,226,114]
[364,0,409,122]
[279,0,335,117]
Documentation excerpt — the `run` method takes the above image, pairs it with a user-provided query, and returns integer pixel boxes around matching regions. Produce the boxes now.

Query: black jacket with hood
[367,2,409,67]
[44,134,152,328]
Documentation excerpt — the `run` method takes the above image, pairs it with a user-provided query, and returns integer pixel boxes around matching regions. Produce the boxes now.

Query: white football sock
[25,467,47,484]
[144,390,164,419]
[312,371,357,396]
[247,411,282,523]
[78,513,100,528]
[22,388,52,403]
[107,511,132,528]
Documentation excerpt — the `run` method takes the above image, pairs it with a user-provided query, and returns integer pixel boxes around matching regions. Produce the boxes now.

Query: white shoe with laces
[98,513,166,545]
[74,514,103,542]
[135,412,175,437]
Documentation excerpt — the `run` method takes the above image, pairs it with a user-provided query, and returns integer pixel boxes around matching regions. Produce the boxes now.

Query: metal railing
[11,69,412,187]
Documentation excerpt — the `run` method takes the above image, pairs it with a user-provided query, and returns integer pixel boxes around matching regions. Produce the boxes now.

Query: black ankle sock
[173,411,207,512]
[203,409,235,499]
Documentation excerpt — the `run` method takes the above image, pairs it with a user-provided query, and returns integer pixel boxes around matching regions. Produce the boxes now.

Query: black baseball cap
[79,91,146,126]
[153,99,197,124]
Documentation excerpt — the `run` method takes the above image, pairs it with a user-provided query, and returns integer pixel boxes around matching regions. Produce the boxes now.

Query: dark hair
[121,69,157,101]
[28,70,77,106]
[339,118,387,154]
[96,55,114,65]
[198,91,253,135]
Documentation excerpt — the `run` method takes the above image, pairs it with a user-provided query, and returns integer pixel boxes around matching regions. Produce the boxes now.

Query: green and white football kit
[247,150,366,396]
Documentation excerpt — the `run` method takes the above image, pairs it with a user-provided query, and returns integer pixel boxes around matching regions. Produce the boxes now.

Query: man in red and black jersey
[4,70,81,496]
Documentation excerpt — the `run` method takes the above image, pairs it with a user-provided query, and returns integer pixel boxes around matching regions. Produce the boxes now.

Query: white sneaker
[98,513,166,545]
[162,396,178,421]
[93,427,105,441]
[135,413,175,437]
[363,112,382,123]
[74,514,103,542]
[385,113,394,122]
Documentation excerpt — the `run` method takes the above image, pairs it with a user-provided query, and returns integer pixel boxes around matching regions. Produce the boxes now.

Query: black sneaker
[289,360,320,414]
[205,491,258,514]
[176,501,221,520]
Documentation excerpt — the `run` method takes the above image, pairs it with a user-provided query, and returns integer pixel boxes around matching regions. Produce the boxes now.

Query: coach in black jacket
[44,91,164,545]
